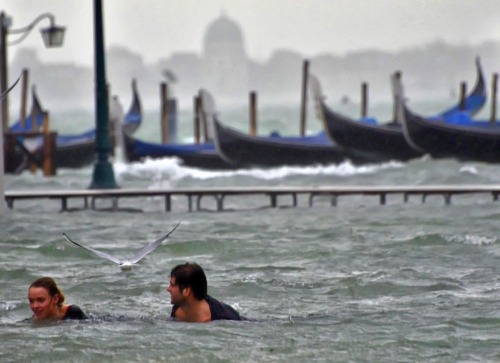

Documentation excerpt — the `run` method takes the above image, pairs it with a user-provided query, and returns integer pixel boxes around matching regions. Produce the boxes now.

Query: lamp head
[40,24,65,48]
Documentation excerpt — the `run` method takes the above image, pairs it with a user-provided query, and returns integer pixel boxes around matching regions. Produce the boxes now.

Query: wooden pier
[4,184,500,212]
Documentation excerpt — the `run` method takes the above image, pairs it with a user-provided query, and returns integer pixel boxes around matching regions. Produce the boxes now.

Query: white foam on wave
[445,234,497,246]
[113,157,404,182]
[459,165,478,175]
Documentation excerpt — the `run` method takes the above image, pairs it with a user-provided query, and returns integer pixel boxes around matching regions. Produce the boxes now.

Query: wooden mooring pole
[19,69,28,129]
[300,59,309,137]
[3,133,16,173]
[193,95,201,144]
[459,82,467,110]
[361,82,368,118]
[160,82,170,144]
[28,91,40,173]
[392,71,402,122]
[42,111,57,176]
[31,86,40,132]
[249,91,257,136]
[490,73,498,124]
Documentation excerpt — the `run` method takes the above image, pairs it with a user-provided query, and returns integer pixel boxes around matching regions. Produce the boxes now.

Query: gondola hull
[212,118,366,167]
[3,136,30,174]
[44,83,144,169]
[4,81,144,173]
[315,58,486,163]
[402,106,500,163]
[3,93,44,174]
[320,103,422,162]
[53,139,96,168]
[123,132,233,170]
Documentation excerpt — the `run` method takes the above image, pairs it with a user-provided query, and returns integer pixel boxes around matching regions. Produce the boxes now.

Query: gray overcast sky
[3,0,500,66]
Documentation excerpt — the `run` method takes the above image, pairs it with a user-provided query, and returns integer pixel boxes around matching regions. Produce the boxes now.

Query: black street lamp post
[89,0,118,189]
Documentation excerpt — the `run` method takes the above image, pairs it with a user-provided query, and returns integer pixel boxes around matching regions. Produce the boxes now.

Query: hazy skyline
[3,0,500,67]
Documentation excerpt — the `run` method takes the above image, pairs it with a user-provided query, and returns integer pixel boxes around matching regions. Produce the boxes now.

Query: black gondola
[5,80,142,173]
[312,58,487,162]
[401,102,500,163]
[212,117,367,168]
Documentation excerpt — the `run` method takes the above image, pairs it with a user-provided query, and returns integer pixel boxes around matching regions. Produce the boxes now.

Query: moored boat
[40,79,143,169]
[396,73,500,163]
[122,88,231,170]
[212,117,361,168]
[3,88,45,174]
[193,88,365,168]
[311,58,487,162]
[5,80,142,173]
[122,133,232,170]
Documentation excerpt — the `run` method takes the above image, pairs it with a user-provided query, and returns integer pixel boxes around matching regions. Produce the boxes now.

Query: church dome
[203,14,245,47]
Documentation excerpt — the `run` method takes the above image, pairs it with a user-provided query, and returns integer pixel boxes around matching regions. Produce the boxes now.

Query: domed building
[201,13,249,101]
[203,13,246,57]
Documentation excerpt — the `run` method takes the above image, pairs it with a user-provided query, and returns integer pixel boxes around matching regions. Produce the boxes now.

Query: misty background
[3,1,500,121]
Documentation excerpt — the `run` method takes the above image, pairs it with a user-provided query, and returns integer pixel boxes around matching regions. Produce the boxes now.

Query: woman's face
[28,287,59,320]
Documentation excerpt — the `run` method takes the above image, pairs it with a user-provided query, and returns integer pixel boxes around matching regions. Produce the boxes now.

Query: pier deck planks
[4,185,500,212]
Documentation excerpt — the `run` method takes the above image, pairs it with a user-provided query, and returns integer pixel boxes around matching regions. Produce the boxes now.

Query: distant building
[202,13,249,99]
[158,13,252,105]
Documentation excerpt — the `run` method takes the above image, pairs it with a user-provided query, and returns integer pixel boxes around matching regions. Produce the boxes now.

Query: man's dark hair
[170,262,208,300]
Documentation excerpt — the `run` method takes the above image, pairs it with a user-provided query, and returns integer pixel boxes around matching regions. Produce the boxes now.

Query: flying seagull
[63,222,180,271]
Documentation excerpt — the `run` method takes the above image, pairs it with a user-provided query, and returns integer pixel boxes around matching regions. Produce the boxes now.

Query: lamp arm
[7,13,55,46]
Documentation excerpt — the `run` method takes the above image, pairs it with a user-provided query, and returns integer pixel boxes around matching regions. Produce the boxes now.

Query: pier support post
[308,193,315,207]
[61,197,67,212]
[270,194,277,208]
[165,195,171,212]
[215,194,224,211]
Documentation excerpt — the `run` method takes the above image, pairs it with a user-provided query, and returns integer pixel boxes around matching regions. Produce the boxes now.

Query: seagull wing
[128,221,181,264]
[63,233,123,265]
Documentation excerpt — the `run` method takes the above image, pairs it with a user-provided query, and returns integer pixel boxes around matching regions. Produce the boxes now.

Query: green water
[2,155,500,362]
[2,101,500,362]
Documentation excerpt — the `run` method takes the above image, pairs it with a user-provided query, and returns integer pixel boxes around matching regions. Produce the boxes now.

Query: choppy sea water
[2,103,500,362]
